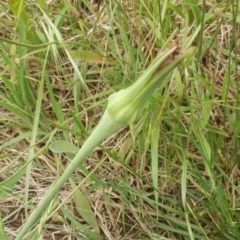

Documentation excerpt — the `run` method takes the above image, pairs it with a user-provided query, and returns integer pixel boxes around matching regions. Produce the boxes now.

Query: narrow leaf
[69,50,115,65]
[49,140,79,153]
[69,179,100,233]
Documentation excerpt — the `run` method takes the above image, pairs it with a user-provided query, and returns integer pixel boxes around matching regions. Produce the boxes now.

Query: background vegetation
[0,0,239,239]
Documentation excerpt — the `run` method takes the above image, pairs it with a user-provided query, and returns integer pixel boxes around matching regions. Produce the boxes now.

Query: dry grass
[1,0,240,239]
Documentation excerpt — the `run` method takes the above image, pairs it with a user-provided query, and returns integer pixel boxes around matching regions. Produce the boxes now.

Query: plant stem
[16,111,125,240]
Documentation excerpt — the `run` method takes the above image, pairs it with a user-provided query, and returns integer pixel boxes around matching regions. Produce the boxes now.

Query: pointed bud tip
[157,38,180,71]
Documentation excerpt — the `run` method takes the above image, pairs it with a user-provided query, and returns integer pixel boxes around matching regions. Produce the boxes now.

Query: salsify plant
[16,40,196,239]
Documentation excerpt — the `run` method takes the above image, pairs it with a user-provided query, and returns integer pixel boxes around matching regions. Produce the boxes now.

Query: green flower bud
[106,41,195,125]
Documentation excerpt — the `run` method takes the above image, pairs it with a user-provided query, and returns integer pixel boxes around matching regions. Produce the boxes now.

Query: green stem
[16,111,125,240]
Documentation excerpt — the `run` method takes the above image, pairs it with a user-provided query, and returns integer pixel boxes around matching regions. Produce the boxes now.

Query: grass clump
[0,0,240,239]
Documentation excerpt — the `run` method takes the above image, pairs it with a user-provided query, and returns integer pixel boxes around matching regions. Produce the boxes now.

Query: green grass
[0,0,240,239]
